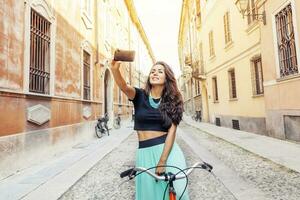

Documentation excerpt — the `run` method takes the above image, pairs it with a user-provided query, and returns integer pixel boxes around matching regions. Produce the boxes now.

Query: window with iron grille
[223,12,232,44]
[209,31,215,57]
[228,69,237,99]
[251,57,264,95]
[247,0,258,25]
[212,77,219,102]
[215,117,221,126]
[275,4,299,78]
[83,50,91,100]
[232,119,240,130]
[29,9,51,94]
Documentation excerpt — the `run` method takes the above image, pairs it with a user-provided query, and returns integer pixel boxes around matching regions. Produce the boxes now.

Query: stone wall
[213,114,266,135]
[0,120,96,180]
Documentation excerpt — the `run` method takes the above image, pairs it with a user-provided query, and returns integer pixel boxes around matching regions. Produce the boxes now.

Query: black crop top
[129,87,170,132]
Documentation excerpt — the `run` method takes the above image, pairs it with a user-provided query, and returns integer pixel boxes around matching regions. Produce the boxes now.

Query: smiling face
[149,64,166,86]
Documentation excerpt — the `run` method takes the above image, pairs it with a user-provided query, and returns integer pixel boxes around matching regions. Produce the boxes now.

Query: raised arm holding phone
[111,49,190,200]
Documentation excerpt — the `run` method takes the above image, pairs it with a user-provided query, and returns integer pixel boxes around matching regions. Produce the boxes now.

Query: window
[29,9,51,94]
[81,0,93,29]
[199,42,204,71]
[251,57,264,95]
[83,51,91,100]
[196,0,202,29]
[247,0,258,25]
[195,80,201,95]
[209,31,215,57]
[228,69,237,99]
[223,12,232,44]
[275,4,298,78]
[212,77,219,102]
[232,119,240,130]
[118,87,122,104]
[215,117,221,126]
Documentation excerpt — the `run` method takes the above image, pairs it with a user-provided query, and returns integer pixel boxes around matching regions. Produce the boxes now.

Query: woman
[111,60,189,200]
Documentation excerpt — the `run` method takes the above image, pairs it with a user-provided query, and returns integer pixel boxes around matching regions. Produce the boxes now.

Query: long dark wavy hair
[144,61,184,128]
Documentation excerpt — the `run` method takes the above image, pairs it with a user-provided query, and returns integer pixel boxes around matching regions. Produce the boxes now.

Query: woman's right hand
[111,60,121,70]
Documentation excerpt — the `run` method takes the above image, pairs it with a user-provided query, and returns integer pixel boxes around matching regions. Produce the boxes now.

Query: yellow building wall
[260,0,300,139]
[261,0,300,110]
[179,0,267,133]
[197,0,265,120]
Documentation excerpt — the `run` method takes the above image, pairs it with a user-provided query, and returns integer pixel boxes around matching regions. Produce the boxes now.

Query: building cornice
[123,0,155,63]
[178,0,189,66]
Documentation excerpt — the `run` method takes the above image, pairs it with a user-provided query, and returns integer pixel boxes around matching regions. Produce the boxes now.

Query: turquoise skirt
[135,136,190,200]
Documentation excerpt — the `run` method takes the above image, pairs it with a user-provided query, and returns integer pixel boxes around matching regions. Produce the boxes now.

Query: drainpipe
[187,1,195,114]
[128,16,132,85]
[94,0,99,65]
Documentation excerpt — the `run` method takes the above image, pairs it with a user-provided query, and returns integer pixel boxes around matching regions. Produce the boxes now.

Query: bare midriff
[137,130,167,141]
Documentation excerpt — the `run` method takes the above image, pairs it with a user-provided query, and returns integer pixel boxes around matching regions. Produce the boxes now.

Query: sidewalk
[183,115,300,173]
[0,120,134,200]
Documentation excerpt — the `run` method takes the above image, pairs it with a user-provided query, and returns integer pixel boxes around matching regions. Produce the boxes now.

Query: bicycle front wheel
[113,121,120,129]
[106,127,110,136]
[113,124,120,129]
[95,126,103,138]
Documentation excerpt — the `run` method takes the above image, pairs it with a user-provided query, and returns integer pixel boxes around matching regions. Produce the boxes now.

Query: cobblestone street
[59,122,300,200]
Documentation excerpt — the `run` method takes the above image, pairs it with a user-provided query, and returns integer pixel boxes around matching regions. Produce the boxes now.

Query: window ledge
[224,41,234,51]
[193,94,201,98]
[82,99,94,103]
[209,55,216,61]
[277,73,300,82]
[81,10,93,29]
[246,21,259,35]
[252,94,264,98]
[0,89,104,103]
[113,103,132,107]
[229,98,238,101]
[213,100,219,103]
[26,92,53,99]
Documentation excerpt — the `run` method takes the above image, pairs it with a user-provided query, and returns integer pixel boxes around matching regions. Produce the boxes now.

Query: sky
[133,0,182,78]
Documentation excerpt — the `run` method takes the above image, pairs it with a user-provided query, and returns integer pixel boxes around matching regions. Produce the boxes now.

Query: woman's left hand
[155,160,166,175]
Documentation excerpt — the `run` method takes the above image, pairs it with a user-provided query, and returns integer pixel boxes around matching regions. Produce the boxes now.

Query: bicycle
[191,111,201,122]
[95,113,109,138]
[113,113,121,129]
[120,161,213,200]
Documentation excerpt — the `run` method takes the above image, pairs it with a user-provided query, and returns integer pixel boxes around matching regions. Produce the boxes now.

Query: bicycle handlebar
[120,161,213,181]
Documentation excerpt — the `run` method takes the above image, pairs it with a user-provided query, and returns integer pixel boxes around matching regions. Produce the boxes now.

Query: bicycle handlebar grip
[120,168,134,178]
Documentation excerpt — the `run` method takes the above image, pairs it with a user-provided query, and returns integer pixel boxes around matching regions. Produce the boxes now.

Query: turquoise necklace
[149,93,161,109]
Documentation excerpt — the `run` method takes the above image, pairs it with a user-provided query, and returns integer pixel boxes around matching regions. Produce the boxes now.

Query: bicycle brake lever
[128,170,137,179]
[201,162,213,172]
[120,168,134,178]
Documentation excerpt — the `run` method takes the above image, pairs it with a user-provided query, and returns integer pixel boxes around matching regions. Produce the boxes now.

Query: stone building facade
[179,0,300,141]
[0,0,154,178]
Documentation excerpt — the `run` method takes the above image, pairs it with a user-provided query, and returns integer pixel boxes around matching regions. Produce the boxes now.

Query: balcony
[192,61,206,80]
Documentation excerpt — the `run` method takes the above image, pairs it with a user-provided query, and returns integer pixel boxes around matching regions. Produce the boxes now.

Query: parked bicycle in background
[192,111,201,122]
[95,113,109,138]
[113,113,121,129]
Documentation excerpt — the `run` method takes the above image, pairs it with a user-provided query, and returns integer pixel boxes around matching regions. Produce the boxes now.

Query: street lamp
[235,0,267,25]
